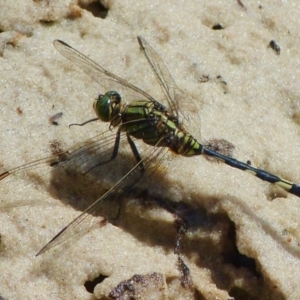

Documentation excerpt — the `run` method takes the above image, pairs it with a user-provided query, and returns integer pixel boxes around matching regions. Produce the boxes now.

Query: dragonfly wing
[137,36,202,141]
[53,40,156,103]
[174,93,202,142]
[137,36,179,114]
[58,129,120,175]
[0,128,126,208]
[54,39,202,140]
[36,145,167,255]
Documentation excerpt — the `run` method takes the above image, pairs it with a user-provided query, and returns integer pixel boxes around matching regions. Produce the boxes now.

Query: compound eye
[93,91,121,122]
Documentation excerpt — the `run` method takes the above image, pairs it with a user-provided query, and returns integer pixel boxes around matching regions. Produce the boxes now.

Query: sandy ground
[1,0,300,299]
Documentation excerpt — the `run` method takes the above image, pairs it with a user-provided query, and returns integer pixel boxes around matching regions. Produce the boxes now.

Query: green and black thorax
[94,91,203,156]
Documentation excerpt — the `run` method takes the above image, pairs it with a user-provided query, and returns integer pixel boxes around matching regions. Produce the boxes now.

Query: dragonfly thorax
[93,91,122,125]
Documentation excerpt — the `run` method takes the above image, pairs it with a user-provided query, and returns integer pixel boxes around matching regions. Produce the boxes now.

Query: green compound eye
[93,91,121,122]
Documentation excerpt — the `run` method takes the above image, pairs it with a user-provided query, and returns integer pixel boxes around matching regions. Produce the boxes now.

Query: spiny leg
[78,129,122,174]
[109,133,145,221]
[71,117,149,177]
[126,133,145,173]
[80,130,140,176]
[203,147,300,197]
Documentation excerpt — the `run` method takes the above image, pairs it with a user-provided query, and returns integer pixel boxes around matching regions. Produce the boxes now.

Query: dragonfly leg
[126,133,145,173]
[110,129,121,160]
[107,132,145,221]
[83,127,145,175]
[80,129,122,174]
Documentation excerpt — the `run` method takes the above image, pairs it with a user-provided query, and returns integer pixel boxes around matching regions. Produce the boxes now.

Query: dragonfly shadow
[45,147,286,298]
[47,141,138,218]
[44,140,227,256]
[45,141,211,253]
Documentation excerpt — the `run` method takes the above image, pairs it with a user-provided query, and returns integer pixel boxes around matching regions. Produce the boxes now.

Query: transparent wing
[53,40,157,103]
[54,38,202,140]
[137,36,202,141]
[1,129,115,175]
[36,145,168,255]
[0,128,131,209]
[0,122,169,255]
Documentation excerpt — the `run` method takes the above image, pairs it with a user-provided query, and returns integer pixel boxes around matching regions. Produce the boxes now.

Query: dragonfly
[1,36,300,256]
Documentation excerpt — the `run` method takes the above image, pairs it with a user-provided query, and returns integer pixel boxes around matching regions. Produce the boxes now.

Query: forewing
[137,36,202,141]
[53,40,156,103]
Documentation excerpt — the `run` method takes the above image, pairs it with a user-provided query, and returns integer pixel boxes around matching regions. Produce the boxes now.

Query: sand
[1,1,300,299]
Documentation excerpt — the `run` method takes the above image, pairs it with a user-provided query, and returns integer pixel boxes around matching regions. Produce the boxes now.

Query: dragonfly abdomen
[169,131,203,156]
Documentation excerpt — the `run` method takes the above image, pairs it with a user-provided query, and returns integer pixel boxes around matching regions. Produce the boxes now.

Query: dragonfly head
[93,91,122,123]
